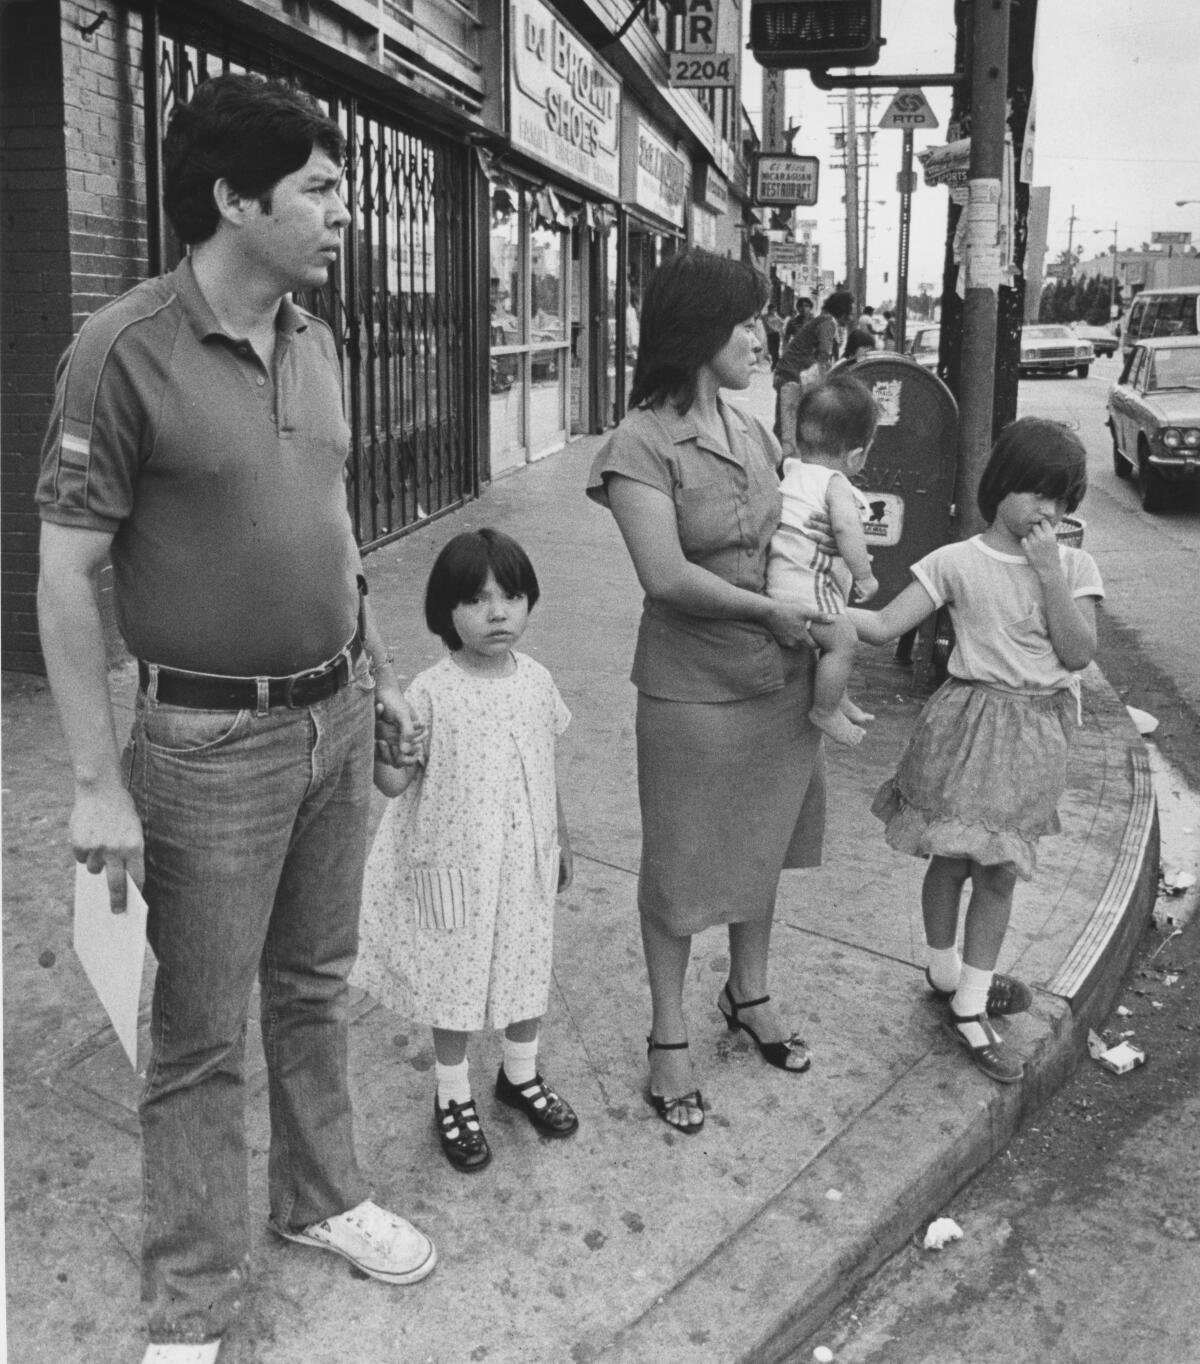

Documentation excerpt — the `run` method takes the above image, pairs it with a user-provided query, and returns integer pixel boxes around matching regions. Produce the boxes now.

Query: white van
[1120,285,1200,360]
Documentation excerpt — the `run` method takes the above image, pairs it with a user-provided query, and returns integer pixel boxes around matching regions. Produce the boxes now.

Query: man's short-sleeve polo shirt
[587,401,790,701]
[37,259,361,675]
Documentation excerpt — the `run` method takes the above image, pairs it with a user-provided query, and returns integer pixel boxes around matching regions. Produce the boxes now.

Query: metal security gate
[144,6,477,549]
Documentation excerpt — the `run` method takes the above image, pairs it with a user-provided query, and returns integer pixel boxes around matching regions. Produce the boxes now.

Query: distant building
[1075,247,1200,303]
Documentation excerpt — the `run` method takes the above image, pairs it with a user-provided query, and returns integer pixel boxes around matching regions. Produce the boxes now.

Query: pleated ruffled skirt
[871,677,1076,880]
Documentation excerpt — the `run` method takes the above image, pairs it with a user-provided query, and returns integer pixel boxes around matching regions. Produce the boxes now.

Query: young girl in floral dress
[353,529,576,1171]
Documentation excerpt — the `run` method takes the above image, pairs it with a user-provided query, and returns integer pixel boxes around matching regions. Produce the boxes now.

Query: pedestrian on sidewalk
[36,74,435,1364]
[773,290,856,456]
[849,418,1103,1085]
[763,302,786,370]
[783,295,814,343]
[353,529,578,1175]
[587,250,837,1137]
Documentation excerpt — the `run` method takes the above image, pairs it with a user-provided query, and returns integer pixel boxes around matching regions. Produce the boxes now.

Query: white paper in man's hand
[73,863,150,1069]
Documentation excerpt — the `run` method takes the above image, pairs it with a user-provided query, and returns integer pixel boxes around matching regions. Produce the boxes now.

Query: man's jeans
[127,664,375,1342]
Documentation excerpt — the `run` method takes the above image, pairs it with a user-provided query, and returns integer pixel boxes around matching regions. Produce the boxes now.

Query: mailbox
[839,351,958,684]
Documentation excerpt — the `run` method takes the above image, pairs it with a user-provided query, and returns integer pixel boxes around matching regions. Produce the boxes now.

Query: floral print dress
[352,652,570,1031]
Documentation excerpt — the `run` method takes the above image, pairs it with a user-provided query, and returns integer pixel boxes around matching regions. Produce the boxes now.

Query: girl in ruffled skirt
[850,419,1104,1083]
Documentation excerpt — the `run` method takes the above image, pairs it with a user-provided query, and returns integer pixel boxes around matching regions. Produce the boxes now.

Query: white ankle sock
[952,964,993,1019]
[927,946,962,993]
[435,1058,472,1109]
[502,1036,539,1087]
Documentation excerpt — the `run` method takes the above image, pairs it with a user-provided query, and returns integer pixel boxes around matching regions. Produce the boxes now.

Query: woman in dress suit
[587,251,834,1134]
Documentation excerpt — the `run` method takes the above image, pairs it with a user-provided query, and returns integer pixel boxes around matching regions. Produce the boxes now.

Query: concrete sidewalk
[2,372,1158,1363]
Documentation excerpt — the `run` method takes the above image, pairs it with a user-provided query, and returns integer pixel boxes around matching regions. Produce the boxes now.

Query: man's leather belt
[138,633,364,711]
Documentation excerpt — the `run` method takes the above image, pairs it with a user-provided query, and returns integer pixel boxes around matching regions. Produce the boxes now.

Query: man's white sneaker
[275,1199,437,1285]
[142,1344,220,1364]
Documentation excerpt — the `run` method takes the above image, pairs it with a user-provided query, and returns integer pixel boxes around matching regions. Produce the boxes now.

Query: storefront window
[530,225,565,342]
[490,187,521,347]
[488,177,571,471]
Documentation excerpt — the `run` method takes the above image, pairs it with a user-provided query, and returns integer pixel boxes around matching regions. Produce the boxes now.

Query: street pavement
[1,369,1159,1362]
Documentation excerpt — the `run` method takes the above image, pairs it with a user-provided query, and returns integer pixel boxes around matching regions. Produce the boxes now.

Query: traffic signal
[749,0,883,70]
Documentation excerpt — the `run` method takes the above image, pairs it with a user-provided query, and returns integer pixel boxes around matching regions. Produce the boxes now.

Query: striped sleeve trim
[38,284,178,519]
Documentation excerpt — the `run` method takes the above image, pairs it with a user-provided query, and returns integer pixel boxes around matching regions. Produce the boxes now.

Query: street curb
[599,667,1159,1363]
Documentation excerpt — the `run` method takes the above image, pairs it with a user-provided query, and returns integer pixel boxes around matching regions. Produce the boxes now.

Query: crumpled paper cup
[923,1216,964,1250]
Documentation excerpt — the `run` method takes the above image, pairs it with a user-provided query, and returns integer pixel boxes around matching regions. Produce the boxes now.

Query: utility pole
[844,93,861,302]
[860,90,875,306]
[955,0,1011,539]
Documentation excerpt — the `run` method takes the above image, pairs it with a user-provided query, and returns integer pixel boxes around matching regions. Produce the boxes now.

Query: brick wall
[1,1,148,673]
[1,1,72,673]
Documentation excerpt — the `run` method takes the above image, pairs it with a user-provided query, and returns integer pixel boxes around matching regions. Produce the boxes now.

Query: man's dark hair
[629,249,769,414]
[795,372,879,456]
[164,73,345,245]
[977,417,1088,523]
[424,528,540,651]
[821,290,857,323]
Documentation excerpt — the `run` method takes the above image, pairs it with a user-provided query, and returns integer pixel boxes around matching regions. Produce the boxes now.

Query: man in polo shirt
[37,75,435,1364]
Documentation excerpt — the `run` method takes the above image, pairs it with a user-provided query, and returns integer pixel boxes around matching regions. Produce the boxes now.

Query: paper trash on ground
[923,1217,963,1250]
[73,864,150,1069]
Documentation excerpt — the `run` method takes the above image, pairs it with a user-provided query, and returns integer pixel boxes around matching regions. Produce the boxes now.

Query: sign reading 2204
[669,52,736,89]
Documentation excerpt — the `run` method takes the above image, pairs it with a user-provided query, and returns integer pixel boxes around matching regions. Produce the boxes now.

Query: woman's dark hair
[977,417,1088,523]
[424,528,540,650]
[795,372,879,455]
[842,328,876,362]
[629,250,769,413]
[164,73,345,245]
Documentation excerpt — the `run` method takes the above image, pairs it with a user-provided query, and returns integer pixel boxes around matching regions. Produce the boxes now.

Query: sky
[741,0,1200,308]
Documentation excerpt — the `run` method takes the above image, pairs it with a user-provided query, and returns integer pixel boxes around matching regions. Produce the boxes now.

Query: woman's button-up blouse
[587,399,790,702]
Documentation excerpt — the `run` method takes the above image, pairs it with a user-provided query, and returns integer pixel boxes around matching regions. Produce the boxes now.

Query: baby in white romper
[766,372,880,746]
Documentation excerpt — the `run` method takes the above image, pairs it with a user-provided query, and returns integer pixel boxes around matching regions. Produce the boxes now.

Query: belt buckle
[283,663,325,709]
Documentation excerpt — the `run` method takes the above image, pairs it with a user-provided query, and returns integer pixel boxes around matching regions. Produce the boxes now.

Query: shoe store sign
[509,0,622,198]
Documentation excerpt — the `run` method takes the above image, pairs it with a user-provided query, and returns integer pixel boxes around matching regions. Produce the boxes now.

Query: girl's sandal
[434,1095,493,1172]
[924,967,1033,1017]
[717,982,811,1073]
[941,1009,1025,1084]
[645,1038,705,1135]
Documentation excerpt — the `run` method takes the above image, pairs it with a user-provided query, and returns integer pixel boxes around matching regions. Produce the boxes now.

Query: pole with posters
[955,0,1011,538]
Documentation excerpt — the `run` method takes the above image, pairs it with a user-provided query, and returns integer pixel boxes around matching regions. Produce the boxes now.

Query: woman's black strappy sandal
[645,1038,705,1135]
[718,982,811,1073]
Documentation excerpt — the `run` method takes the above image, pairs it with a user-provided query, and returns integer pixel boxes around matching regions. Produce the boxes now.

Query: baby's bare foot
[840,696,875,725]
[810,706,866,746]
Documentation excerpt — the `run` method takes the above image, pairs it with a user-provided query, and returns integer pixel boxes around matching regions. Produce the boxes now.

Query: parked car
[905,324,940,372]
[1071,322,1118,358]
[1019,324,1094,378]
[1106,336,1200,511]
